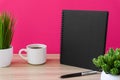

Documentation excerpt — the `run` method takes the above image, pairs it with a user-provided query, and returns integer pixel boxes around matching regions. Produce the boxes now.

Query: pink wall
[0,0,61,53]
[0,0,120,53]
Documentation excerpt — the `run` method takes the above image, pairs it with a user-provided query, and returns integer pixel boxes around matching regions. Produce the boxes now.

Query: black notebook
[60,10,109,71]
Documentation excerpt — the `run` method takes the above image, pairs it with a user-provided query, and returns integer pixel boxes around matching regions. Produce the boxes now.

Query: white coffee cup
[18,44,47,65]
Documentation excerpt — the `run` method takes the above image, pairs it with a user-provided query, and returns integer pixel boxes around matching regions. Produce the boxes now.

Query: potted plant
[0,12,15,67]
[92,48,120,80]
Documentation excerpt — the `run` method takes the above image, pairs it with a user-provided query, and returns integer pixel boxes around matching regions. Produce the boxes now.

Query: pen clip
[82,71,98,76]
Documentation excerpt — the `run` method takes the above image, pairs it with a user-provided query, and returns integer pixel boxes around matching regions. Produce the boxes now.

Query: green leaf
[92,58,101,68]
[114,60,120,68]
[102,64,110,73]
[108,48,114,56]
[0,18,3,49]
[110,68,119,75]
[115,48,120,55]
[0,12,15,49]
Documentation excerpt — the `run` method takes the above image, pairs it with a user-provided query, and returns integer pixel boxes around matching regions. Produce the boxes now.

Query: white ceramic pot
[0,47,13,67]
[101,71,120,80]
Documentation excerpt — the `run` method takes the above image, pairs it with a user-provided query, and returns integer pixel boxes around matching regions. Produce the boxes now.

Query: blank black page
[60,10,109,71]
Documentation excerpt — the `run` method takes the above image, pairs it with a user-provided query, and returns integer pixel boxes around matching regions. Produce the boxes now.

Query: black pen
[61,71,98,79]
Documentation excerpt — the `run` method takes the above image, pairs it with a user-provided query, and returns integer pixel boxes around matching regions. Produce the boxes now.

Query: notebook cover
[60,10,109,71]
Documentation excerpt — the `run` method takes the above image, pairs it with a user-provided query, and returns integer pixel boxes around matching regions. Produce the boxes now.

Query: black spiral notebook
[60,10,109,71]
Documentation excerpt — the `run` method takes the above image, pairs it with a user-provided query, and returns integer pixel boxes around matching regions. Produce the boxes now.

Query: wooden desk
[0,54,100,80]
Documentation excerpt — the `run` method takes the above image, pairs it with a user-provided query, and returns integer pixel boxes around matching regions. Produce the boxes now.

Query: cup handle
[18,49,27,60]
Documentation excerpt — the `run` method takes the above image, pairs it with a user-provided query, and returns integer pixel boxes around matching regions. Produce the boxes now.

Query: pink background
[0,0,120,53]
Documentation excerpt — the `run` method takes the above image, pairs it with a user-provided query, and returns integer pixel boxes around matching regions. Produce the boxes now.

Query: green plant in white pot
[92,48,120,80]
[0,12,15,67]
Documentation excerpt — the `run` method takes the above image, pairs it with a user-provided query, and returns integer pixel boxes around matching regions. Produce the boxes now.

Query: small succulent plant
[92,48,120,75]
[0,12,15,49]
